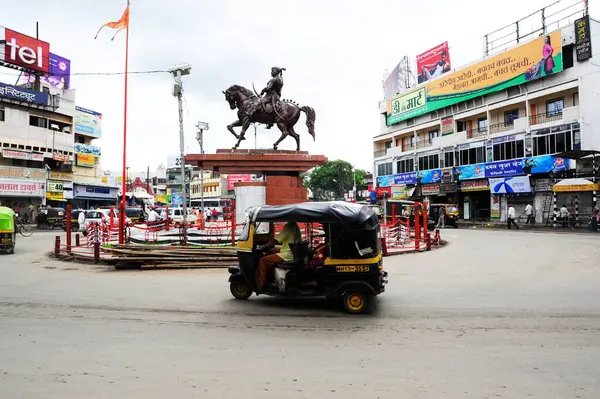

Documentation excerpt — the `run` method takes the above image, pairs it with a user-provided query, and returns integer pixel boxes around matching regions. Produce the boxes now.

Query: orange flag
[95,4,130,40]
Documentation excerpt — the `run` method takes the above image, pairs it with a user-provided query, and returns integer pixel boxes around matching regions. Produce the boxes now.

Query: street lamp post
[195,121,209,220]
[169,63,192,244]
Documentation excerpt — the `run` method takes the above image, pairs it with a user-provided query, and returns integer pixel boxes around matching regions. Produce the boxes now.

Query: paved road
[1,230,599,398]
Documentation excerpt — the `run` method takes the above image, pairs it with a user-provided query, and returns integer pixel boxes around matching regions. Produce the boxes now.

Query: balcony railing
[374,149,387,158]
[529,111,563,126]
[466,128,488,139]
[416,140,432,149]
[489,121,515,134]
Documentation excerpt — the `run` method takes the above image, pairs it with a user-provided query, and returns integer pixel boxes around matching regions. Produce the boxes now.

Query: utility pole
[196,121,209,219]
[146,165,150,194]
[169,63,192,244]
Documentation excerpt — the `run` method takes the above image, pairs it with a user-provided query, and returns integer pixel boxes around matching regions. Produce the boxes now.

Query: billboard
[20,53,71,90]
[0,27,50,73]
[489,176,532,194]
[456,155,571,181]
[74,143,101,156]
[383,62,407,100]
[227,174,252,190]
[387,30,563,125]
[76,153,97,168]
[0,82,49,105]
[417,42,451,84]
[0,180,46,197]
[74,106,102,138]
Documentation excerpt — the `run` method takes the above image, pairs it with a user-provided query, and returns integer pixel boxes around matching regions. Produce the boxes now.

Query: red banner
[416,42,451,84]
[227,174,252,191]
[375,187,391,197]
[2,29,50,74]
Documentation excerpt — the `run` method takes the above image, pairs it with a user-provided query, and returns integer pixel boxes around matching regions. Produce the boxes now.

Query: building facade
[374,17,600,224]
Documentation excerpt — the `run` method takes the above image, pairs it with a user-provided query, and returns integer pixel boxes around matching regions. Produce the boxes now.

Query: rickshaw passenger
[256,222,302,290]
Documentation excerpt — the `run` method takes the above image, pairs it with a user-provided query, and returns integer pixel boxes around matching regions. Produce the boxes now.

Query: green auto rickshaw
[0,206,16,254]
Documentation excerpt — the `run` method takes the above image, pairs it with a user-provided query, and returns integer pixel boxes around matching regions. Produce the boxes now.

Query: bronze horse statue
[223,85,316,150]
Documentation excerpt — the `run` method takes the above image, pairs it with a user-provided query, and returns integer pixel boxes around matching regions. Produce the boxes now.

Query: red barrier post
[66,203,72,254]
[414,202,420,251]
[93,242,100,263]
[54,236,60,257]
[165,205,170,231]
[110,206,115,229]
[422,205,429,251]
[381,236,388,256]
[391,204,396,225]
[75,233,80,247]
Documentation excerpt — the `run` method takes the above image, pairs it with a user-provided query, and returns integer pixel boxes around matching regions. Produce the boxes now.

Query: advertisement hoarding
[76,154,97,167]
[441,117,454,136]
[74,106,102,138]
[387,30,563,125]
[0,27,50,73]
[575,15,592,62]
[0,179,46,197]
[0,82,49,105]
[456,155,571,181]
[383,62,407,100]
[74,143,101,156]
[460,179,489,192]
[1,149,43,161]
[227,174,252,191]
[0,165,46,180]
[416,42,451,84]
[489,176,532,194]
[491,195,501,218]
[20,53,71,90]
[49,171,74,181]
[391,184,408,200]
[46,180,64,193]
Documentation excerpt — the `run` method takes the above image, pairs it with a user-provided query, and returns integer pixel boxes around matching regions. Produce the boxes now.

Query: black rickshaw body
[38,207,65,229]
[228,202,388,314]
[430,203,459,228]
[125,207,143,224]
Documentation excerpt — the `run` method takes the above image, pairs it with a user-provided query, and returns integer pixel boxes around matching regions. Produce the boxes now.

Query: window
[533,131,572,156]
[563,44,574,69]
[477,118,488,132]
[546,98,564,117]
[385,141,392,149]
[417,154,439,171]
[457,146,486,166]
[504,109,519,125]
[457,121,465,132]
[507,86,520,97]
[396,158,414,174]
[29,115,48,128]
[493,140,525,161]
[377,162,392,176]
[428,130,439,143]
[0,109,4,121]
[444,150,455,167]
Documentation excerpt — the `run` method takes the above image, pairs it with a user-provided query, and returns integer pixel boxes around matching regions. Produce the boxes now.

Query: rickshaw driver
[256,221,302,290]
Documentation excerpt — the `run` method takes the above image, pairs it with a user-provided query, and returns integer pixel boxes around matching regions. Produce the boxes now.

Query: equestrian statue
[223,67,316,151]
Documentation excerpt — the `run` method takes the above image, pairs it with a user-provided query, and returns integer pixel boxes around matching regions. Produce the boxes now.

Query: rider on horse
[249,66,286,129]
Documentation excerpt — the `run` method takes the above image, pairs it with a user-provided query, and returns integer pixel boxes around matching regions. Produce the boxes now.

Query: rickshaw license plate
[336,265,370,273]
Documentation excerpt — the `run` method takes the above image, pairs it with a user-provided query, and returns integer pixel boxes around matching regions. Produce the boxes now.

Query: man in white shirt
[256,222,302,291]
[77,210,86,232]
[525,203,534,224]
[147,208,160,223]
[507,203,519,230]
[559,204,570,228]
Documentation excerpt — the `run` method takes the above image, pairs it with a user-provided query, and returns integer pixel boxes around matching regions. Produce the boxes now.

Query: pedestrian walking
[525,203,534,224]
[436,206,446,229]
[559,204,569,228]
[507,203,520,230]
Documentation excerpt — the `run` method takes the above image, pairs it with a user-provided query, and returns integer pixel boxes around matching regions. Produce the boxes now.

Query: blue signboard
[376,175,394,187]
[485,159,523,178]
[393,172,417,185]
[456,163,485,180]
[0,82,49,106]
[418,169,442,184]
[172,194,183,205]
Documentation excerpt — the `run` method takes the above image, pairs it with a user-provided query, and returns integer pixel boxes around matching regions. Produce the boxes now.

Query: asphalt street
[1,229,599,398]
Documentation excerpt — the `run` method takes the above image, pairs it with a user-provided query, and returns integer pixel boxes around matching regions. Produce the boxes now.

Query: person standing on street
[525,203,534,224]
[507,203,520,230]
[559,204,570,228]
[436,206,446,229]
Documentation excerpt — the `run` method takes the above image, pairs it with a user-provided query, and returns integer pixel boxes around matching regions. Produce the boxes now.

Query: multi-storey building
[374,16,599,224]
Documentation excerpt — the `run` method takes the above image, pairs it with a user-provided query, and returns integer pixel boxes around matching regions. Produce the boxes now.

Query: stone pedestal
[185,150,328,221]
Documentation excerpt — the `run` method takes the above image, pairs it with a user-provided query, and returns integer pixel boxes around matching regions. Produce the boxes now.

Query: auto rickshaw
[228,202,388,314]
[430,203,459,228]
[0,206,16,254]
[63,209,86,232]
[125,207,143,224]
[37,207,65,229]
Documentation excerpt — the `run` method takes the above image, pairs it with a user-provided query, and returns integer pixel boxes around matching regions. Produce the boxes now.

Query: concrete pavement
[0,230,599,398]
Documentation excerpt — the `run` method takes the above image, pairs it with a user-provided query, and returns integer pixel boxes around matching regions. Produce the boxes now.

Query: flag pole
[119,0,130,244]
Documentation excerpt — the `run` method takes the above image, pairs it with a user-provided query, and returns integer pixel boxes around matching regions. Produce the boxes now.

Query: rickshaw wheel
[230,281,252,300]
[342,292,370,314]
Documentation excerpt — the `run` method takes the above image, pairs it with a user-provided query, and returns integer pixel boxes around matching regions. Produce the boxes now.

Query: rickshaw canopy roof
[0,206,15,230]
[248,201,379,230]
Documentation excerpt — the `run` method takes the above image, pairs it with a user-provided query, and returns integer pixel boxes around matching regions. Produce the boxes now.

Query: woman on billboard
[542,35,555,75]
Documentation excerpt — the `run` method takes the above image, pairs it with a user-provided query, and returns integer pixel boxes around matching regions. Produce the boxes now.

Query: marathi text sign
[575,15,592,62]
[0,82,49,105]
[1,149,43,161]
[74,106,102,138]
[0,179,46,197]
[456,155,570,181]
[387,30,563,125]
[0,165,46,180]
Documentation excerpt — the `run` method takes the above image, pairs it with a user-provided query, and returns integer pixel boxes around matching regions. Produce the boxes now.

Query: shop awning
[553,178,600,192]
[554,150,600,160]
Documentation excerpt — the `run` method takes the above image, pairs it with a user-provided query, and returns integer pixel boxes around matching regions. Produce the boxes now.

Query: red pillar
[414,202,420,251]
[54,236,60,257]
[391,204,396,225]
[66,204,72,254]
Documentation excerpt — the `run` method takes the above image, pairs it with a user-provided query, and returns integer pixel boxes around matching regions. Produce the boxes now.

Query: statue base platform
[185,150,327,221]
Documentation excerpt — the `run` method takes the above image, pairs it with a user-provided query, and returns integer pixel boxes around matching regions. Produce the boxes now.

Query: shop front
[73,184,118,209]
[460,179,490,220]
[0,179,46,218]
[488,176,534,222]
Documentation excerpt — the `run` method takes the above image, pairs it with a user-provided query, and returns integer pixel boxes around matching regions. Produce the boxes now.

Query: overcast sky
[2,0,594,174]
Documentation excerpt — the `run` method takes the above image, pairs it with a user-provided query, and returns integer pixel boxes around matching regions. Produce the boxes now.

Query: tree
[304,160,367,200]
